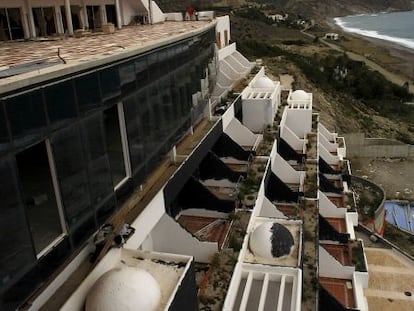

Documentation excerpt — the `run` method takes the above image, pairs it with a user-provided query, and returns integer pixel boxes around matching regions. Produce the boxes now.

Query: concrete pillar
[54,5,64,34]
[24,0,36,38]
[115,0,122,29]
[64,0,74,36]
[100,5,107,25]
[20,6,30,39]
[81,0,89,29]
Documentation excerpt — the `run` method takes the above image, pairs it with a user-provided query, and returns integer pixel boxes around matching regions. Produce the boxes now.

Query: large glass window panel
[16,141,63,254]
[100,66,121,103]
[0,158,36,290]
[0,102,10,155]
[45,80,77,125]
[123,92,146,174]
[75,72,101,114]
[103,104,128,187]
[81,114,113,205]
[119,61,136,95]
[147,53,159,81]
[135,56,148,87]
[6,89,47,146]
[52,126,92,229]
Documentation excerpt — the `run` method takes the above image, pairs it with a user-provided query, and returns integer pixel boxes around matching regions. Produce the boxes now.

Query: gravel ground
[350,157,414,201]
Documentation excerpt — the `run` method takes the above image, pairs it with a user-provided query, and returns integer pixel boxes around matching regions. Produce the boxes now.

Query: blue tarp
[385,201,414,233]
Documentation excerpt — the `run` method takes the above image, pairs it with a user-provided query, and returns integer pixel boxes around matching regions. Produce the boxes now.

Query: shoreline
[328,18,414,85]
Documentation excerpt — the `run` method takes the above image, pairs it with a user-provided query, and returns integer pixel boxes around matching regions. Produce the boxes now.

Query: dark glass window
[81,114,113,204]
[45,80,77,125]
[0,158,36,290]
[100,66,121,103]
[135,56,148,87]
[123,92,146,174]
[51,126,92,229]
[103,104,127,187]
[6,89,46,146]
[75,72,101,114]
[16,141,63,254]
[119,61,136,95]
[0,102,10,155]
[147,53,159,81]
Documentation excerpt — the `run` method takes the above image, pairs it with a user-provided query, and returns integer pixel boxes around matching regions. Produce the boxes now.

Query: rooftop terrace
[0,21,213,94]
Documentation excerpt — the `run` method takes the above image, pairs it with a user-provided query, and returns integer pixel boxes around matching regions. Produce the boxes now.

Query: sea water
[334,10,414,50]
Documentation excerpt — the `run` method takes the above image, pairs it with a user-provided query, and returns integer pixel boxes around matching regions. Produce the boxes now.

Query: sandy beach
[329,20,414,85]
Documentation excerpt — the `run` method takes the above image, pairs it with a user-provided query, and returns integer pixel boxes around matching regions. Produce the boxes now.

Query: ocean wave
[334,19,414,50]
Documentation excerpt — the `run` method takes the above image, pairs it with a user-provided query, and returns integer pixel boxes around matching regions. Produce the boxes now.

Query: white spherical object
[253,76,275,89]
[249,222,294,259]
[85,267,161,311]
[290,90,309,101]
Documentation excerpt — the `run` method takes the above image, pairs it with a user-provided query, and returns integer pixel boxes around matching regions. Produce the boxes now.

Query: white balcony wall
[280,114,306,152]
[353,272,369,311]
[318,123,337,142]
[270,143,305,186]
[148,214,218,263]
[318,191,347,218]
[216,15,230,49]
[319,143,340,165]
[337,136,347,159]
[319,246,355,279]
[345,212,358,240]
[218,42,236,61]
[224,118,261,148]
[125,191,166,248]
[150,1,165,23]
[319,132,338,153]
[284,108,312,139]
[242,97,274,132]
[256,194,287,219]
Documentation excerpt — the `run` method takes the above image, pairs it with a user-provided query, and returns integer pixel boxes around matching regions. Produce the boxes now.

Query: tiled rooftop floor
[0,21,211,69]
[325,217,347,233]
[320,277,356,309]
[177,215,230,248]
[322,243,352,266]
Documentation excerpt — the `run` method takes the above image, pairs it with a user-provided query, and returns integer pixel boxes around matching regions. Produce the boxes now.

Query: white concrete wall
[353,272,369,311]
[270,143,305,185]
[218,42,236,61]
[345,212,358,240]
[124,191,166,249]
[319,245,355,279]
[150,0,165,23]
[216,15,230,49]
[224,118,260,147]
[318,191,346,218]
[165,12,183,21]
[318,123,337,142]
[285,109,312,139]
[319,132,338,153]
[242,98,268,133]
[319,143,339,165]
[257,195,288,219]
[149,214,218,263]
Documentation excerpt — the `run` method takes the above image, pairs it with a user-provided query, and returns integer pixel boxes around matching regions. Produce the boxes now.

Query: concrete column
[115,0,122,29]
[64,0,74,36]
[82,0,89,29]
[25,0,36,38]
[100,5,107,25]
[54,5,64,34]
[20,6,30,39]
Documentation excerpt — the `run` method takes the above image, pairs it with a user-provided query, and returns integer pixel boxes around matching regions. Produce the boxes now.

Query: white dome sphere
[254,76,274,88]
[85,267,161,311]
[290,90,309,101]
[249,222,294,259]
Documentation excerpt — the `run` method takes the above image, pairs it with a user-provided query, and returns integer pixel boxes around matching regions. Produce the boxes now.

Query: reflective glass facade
[0,28,215,310]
